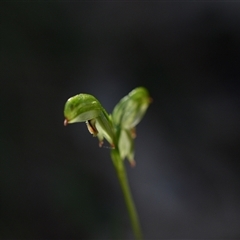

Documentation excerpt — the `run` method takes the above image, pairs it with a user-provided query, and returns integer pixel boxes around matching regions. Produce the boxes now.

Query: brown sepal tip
[64,119,68,126]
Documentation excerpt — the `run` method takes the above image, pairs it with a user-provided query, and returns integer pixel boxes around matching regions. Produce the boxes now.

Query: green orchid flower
[112,87,151,166]
[64,93,116,148]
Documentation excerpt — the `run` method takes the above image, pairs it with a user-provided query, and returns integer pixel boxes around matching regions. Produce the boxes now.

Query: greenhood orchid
[63,87,151,166]
[64,93,116,148]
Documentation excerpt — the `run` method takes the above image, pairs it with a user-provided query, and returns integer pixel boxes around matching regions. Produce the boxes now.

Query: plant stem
[111,149,143,240]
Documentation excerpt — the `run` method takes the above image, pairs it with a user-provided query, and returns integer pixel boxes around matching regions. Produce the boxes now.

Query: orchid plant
[63,87,151,239]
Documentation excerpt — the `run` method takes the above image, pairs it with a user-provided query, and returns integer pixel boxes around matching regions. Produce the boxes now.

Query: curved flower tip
[130,159,136,168]
[64,119,68,126]
[98,140,104,147]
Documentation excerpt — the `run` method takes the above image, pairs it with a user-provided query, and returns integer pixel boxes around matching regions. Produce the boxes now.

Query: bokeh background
[1,2,240,239]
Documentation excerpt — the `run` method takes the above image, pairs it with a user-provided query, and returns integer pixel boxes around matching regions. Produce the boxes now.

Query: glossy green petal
[118,129,135,167]
[64,93,116,147]
[112,87,151,130]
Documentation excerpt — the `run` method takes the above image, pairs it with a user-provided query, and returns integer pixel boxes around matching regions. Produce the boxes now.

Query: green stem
[111,149,143,240]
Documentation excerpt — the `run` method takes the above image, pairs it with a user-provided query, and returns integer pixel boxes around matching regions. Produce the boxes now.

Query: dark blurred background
[1,2,240,239]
